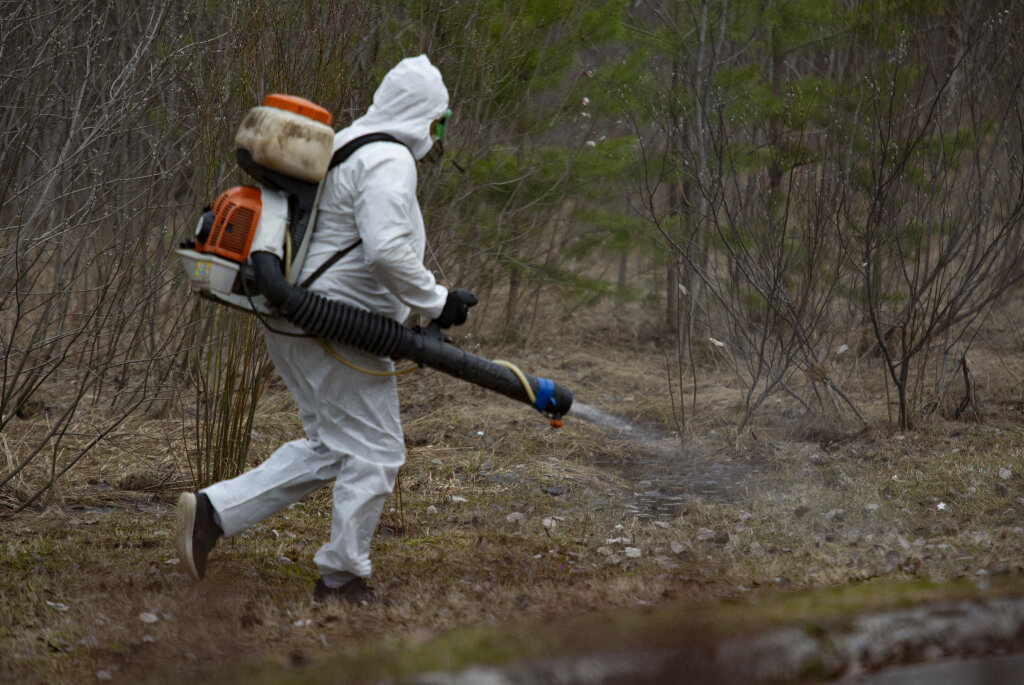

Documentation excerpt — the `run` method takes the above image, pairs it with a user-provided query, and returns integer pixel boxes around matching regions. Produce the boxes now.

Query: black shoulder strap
[299,239,363,289]
[302,133,406,289]
[328,132,405,170]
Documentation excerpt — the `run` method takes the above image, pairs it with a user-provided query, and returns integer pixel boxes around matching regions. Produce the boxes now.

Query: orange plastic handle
[263,94,332,126]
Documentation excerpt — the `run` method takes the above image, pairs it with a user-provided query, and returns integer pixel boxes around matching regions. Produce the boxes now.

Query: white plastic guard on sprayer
[247,187,289,261]
[178,250,241,296]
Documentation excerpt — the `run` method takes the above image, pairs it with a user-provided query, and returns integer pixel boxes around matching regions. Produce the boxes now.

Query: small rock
[1000,468,1012,481]
[544,485,569,496]
[47,635,71,653]
[624,547,642,558]
[426,505,438,516]
[450,495,468,503]
[937,502,949,511]
[737,510,753,522]
[653,521,670,529]
[506,512,526,523]
[46,601,69,612]
[714,530,730,545]
[605,536,631,544]
[542,517,557,529]
[697,528,715,542]
[596,546,614,556]
[278,556,292,565]
[655,555,678,569]
[823,508,845,522]
[748,541,766,557]
[139,612,159,624]
[794,505,810,518]
[96,670,114,682]
[670,541,687,555]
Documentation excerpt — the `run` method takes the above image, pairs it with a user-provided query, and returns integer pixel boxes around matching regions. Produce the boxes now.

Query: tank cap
[263,94,332,126]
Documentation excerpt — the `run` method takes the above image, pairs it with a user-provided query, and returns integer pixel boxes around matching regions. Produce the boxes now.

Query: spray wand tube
[249,252,572,420]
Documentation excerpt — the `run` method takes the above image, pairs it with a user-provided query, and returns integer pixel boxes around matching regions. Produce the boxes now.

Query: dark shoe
[313,577,391,606]
[175,492,222,581]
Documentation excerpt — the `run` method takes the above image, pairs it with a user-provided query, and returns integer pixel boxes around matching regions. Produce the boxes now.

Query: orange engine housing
[196,186,262,262]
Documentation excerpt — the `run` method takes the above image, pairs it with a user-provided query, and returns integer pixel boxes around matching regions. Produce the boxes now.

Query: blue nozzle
[534,377,555,413]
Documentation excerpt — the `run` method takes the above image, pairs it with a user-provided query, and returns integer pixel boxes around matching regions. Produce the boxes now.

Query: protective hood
[335,55,449,160]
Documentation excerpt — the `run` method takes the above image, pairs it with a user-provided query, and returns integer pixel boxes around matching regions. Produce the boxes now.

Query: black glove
[436,288,478,328]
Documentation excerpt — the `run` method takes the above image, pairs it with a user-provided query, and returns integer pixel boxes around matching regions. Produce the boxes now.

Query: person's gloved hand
[435,289,478,328]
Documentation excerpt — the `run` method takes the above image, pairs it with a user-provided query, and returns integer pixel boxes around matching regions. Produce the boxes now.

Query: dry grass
[4,297,1024,683]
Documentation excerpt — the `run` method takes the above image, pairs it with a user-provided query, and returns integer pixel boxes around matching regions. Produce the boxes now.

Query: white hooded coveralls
[203,55,450,584]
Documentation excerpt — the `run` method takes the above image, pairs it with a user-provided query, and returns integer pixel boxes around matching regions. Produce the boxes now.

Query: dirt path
[5,335,1024,684]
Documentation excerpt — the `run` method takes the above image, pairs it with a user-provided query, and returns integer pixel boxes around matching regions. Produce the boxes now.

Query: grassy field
[4,300,1024,683]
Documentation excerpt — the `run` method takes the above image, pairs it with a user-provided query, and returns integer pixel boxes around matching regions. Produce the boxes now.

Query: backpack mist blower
[176,95,572,424]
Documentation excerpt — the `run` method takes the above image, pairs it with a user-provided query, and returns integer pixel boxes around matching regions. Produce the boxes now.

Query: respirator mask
[422,108,451,165]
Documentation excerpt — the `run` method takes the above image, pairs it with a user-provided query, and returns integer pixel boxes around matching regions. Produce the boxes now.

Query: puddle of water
[841,650,1024,685]
[571,400,757,516]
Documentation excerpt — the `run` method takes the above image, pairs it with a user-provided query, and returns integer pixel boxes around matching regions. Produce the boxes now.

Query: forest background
[4,0,1024,682]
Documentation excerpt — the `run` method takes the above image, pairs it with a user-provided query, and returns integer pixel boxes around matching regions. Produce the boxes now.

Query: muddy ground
[4,300,1024,683]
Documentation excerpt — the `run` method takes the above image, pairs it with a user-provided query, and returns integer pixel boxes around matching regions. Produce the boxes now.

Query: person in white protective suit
[174,55,477,605]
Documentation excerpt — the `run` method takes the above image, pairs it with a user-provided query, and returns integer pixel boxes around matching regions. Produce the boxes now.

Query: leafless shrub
[0,2,200,509]
[836,4,1024,428]
[626,1,1024,432]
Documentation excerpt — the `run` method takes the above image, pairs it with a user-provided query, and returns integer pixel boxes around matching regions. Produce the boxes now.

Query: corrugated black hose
[249,251,572,419]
